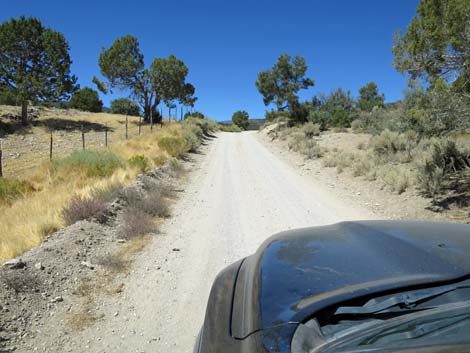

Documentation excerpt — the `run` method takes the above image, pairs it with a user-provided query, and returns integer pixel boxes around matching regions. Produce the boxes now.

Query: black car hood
[231,221,470,339]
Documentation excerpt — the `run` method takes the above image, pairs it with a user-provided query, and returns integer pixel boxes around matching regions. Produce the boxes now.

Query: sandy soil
[17,131,376,353]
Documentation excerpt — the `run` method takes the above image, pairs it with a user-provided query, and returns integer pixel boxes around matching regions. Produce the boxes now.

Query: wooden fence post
[0,140,3,178]
[49,130,53,161]
[105,124,108,147]
[150,110,153,132]
[82,125,85,150]
[125,115,128,139]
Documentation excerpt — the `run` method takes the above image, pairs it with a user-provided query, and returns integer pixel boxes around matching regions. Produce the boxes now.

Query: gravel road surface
[50,131,375,353]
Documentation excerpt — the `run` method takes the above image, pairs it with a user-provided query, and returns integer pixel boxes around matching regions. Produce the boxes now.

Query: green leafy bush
[158,137,189,158]
[54,150,122,177]
[128,155,150,173]
[68,87,103,112]
[184,111,205,119]
[232,110,249,130]
[110,98,140,116]
[265,109,290,122]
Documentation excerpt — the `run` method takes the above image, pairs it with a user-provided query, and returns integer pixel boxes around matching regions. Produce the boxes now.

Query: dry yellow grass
[0,111,189,263]
[0,105,147,177]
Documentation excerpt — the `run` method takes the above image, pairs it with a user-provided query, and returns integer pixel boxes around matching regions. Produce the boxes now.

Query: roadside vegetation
[259,0,470,217]
[0,14,221,263]
[0,116,217,263]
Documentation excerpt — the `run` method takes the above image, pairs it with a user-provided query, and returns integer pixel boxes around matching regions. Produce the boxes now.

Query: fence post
[81,125,85,150]
[105,123,108,147]
[125,115,128,139]
[49,130,53,161]
[150,110,153,132]
[139,116,142,136]
[0,140,3,178]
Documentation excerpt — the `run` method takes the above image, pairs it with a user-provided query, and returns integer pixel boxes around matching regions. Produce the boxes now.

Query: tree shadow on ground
[426,170,470,213]
[33,118,113,132]
[0,117,115,137]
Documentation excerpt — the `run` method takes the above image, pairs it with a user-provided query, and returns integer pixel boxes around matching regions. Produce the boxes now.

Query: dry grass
[0,105,145,177]
[0,112,193,263]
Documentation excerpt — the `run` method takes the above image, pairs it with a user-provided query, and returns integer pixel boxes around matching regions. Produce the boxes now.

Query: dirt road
[40,131,375,353]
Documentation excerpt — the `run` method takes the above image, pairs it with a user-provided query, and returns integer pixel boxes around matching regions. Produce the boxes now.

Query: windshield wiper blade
[335,280,470,316]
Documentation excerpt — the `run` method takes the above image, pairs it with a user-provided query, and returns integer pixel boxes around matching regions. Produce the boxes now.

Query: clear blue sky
[2,0,418,121]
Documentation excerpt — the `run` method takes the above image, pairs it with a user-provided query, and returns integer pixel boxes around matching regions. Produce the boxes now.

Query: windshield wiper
[335,279,470,316]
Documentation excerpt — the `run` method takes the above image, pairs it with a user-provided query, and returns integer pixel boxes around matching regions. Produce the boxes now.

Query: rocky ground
[0,161,184,353]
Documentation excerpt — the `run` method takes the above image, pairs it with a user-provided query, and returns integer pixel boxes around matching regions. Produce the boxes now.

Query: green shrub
[68,87,103,112]
[110,98,140,116]
[158,137,189,158]
[416,139,470,197]
[128,155,150,173]
[322,151,354,172]
[302,122,321,138]
[288,131,305,152]
[382,168,411,194]
[370,129,407,156]
[307,110,330,131]
[184,111,205,120]
[359,108,410,135]
[331,109,353,128]
[301,139,323,159]
[232,110,249,130]
[265,109,290,122]
[183,117,219,136]
[351,155,372,177]
[417,161,445,197]
[351,119,364,133]
[0,178,33,203]
[182,130,201,151]
[54,150,122,177]
[168,158,185,178]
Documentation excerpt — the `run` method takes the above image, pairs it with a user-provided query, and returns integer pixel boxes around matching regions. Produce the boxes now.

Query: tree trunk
[21,101,28,125]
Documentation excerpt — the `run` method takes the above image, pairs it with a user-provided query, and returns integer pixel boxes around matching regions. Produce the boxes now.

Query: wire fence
[0,116,163,178]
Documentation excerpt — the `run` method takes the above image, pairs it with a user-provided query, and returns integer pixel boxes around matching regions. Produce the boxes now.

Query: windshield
[292,279,470,353]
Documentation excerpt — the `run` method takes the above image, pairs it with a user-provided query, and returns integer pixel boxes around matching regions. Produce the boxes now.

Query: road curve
[49,131,375,353]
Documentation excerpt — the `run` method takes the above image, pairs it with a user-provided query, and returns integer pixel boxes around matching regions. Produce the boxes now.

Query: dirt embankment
[0,160,187,353]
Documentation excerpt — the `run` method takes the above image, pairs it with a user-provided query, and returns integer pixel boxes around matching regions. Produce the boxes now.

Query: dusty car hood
[231,221,470,339]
